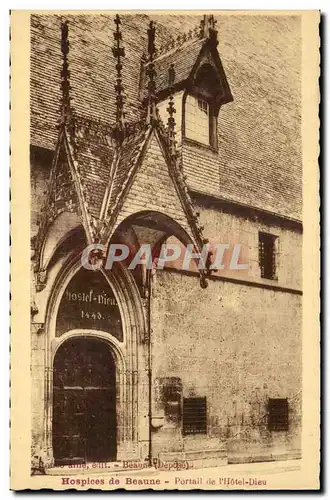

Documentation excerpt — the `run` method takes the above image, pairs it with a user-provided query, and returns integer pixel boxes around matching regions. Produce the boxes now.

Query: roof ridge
[156,26,204,60]
[64,128,97,243]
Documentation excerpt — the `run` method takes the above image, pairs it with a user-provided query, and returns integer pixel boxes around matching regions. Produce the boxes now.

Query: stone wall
[30,148,302,465]
[197,204,302,291]
[150,269,301,461]
[30,147,52,240]
[31,324,47,467]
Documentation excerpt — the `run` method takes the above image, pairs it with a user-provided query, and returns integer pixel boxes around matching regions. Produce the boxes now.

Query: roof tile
[31,13,302,220]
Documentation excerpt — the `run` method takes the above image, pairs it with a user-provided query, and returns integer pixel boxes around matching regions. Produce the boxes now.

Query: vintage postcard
[10,10,320,490]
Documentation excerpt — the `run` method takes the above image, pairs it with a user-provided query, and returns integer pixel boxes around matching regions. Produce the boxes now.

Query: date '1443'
[81,310,103,320]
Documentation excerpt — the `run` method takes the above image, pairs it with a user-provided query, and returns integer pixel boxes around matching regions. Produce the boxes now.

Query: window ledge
[183,137,218,154]
[260,276,279,282]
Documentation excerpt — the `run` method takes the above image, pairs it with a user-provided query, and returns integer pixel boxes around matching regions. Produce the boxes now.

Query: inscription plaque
[56,268,123,341]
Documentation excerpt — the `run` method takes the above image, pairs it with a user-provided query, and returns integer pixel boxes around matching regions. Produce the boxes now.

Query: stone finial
[168,63,175,87]
[147,20,156,61]
[167,64,177,158]
[112,14,126,143]
[146,21,157,125]
[199,14,218,43]
[60,20,72,122]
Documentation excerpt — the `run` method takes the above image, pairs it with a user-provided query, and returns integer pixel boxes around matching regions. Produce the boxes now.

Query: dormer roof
[30,14,303,222]
[140,26,233,108]
[33,17,213,288]
[153,37,205,95]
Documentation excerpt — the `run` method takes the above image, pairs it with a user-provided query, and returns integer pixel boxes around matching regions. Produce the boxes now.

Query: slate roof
[147,37,205,97]
[30,13,302,221]
[63,115,150,223]
[108,124,150,212]
[73,115,115,218]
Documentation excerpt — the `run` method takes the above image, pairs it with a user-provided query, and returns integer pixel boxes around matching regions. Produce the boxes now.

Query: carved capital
[31,322,45,335]
[35,269,47,292]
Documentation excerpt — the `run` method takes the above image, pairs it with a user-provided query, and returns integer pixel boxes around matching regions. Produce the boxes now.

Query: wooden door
[53,337,116,465]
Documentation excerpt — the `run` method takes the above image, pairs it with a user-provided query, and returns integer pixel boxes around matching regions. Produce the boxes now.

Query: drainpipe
[146,268,153,466]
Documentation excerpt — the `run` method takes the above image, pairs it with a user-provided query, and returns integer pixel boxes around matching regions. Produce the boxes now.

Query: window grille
[259,232,277,280]
[267,398,289,431]
[183,397,207,435]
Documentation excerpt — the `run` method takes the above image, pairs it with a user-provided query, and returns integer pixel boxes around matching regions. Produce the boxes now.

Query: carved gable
[52,142,80,217]
[115,132,195,243]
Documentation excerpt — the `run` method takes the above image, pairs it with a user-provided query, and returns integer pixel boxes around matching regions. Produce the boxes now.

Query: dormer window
[185,95,210,146]
[183,63,224,150]
[140,25,233,151]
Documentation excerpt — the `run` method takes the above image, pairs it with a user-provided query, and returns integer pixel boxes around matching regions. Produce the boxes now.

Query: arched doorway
[53,337,117,465]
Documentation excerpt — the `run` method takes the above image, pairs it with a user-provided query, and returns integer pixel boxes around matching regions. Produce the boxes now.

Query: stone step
[228,450,301,465]
[158,448,228,469]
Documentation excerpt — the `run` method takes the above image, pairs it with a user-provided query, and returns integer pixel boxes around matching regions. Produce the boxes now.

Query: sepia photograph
[10,9,320,491]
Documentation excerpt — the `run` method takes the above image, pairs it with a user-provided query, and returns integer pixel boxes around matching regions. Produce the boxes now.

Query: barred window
[183,397,207,436]
[259,232,277,280]
[268,398,289,431]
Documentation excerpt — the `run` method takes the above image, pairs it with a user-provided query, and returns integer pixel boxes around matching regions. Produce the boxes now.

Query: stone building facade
[30,13,302,472]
